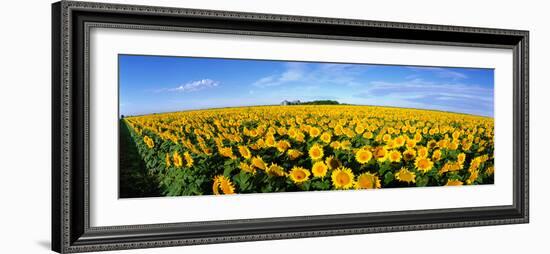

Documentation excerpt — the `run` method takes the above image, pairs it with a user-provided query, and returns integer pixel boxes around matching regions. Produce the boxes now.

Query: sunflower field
[122,105,494,196]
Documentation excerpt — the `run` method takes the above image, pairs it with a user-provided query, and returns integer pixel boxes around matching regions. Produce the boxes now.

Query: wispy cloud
[157,79,220,93]
[252,62,367,88]
[364,79,491,99]
[353,79,494,116]
[407,66,468,80]
[252,63,305,87]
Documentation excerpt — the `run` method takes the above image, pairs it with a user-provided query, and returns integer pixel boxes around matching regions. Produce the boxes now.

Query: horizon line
[122,102,494,119]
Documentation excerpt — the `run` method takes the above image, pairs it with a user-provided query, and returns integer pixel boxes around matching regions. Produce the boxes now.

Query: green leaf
[416,175,429,187]
[379,162,391,175]
[311,180,330,190]
[223,165,235,177]
[384,172,394,185]
[261,185,273,192]
[233,172,251,191]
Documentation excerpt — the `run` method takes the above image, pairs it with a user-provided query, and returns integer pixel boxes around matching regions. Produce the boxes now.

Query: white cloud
[407,66,468,80]
[280,69,302,81]
[366,79,492,98]
[252,63,305,87]
[252,76,276,87]
[161,79,220,93]
[353,79,494,116]
[252,62,367,88]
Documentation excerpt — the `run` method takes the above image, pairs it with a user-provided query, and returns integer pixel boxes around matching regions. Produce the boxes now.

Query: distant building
[281,100,290,106]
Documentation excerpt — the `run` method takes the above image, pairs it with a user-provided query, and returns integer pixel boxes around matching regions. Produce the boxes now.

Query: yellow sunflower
[253,139,265,150]
[382,134,391,142]
[437,139,448,149]
[218,146,235,159]
[445,179,464,186]
[394,135,406,147]
[452,130,461,140]
[417,146,429,158]
[469,157,481,172]
[432,149,442,161]
[334,127,343,136]
[385,139,396,149]
[343,128,355,138]
[238,145,251,159]
[355,124,365,134]
[449,141,459,150]
[239,162,256,174]
[251,156,266,170]
[267,163,286,177]
[486,166,495,176]
[373,146,389,162]
[173,151,183,168]
[355,148,373,164]
[277,127,287,136]
[439,161,463,174]
[276,140,291,153]
[457,152,466,164]
[202,146,213,155]
[311,161,328,178]
[184,151,194,167]
[414,157,434,173]
[406,139,417,149]
[165,153,171,168]
[427,139,437,149]
[288,166,311,184]
[248,129,258,137]
[320,132,332,143]
[355,172,381,189]
[308,144,324,161]
[466,170,479,184]
[340,140,352,150]
[462,142,472,151]
[403,148,416,161]
[212,175,235,195]
[287,149,303,160]
[325,156,341,170]
[287,128,297,138]
[309,127,321,137]
[388,150,402,163]
[331,167,355,190]
[264,135,276,147]
[395,167,416,184]
[143,135,155,149]
[362,131,374,139]
[295,132,305,143]
[414,132,422,142]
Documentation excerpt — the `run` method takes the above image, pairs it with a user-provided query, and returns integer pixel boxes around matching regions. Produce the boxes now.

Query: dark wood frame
[52,1,529,253]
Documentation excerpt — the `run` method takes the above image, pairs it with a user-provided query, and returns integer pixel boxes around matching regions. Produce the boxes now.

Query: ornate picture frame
[52,1,529,253]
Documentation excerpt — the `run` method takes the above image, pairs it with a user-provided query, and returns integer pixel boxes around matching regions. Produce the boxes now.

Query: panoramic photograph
[118,55,495,198]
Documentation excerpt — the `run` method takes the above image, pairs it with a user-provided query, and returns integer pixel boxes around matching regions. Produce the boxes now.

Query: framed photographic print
[52,1,529,253]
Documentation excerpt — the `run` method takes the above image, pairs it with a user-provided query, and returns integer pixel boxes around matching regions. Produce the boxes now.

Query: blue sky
[119,55,494,117]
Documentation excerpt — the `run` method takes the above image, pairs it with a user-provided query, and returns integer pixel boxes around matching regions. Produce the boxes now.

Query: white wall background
[0,0,547,253]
